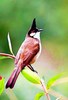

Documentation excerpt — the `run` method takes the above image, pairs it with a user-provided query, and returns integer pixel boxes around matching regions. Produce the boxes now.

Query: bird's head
[27,18,42,39]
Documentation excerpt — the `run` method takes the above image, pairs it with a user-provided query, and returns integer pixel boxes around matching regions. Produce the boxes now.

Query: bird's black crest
[28,18,39,36]
[31,18,36,30]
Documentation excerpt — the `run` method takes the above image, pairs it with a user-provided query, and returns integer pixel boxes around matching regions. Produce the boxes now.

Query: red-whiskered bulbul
[6,18,42,89]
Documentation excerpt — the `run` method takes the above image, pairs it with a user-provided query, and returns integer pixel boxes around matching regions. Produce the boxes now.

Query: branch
[40,79,51,100]
[0,53,15,59]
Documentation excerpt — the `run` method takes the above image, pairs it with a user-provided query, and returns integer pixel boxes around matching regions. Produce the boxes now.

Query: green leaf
[47,73,64,89]
[21,68,41,84]
[34,92,44,100]
[7,33,14,55]
[0,76,4,95]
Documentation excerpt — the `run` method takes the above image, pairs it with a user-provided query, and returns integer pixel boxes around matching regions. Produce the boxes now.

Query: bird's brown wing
[15,37,39,69]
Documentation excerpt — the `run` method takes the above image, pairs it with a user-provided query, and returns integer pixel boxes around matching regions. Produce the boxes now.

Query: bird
[6,18,42,89]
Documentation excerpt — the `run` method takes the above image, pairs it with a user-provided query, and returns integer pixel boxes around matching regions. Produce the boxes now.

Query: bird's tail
[6,66,21,89]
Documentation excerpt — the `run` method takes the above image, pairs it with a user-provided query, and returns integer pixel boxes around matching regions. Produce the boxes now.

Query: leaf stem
[40,79,51,100]
[0,53,15,59]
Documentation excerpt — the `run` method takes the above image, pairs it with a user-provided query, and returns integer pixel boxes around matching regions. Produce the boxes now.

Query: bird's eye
[30,32,35,37]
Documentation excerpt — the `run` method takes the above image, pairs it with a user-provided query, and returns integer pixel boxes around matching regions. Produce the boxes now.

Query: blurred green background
[0,0,68,100]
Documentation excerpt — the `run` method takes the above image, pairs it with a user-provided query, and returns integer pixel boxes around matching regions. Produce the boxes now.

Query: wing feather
[15,37,39,69]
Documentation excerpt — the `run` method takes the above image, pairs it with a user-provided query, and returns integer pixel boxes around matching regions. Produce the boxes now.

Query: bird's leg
[27,64,38,73]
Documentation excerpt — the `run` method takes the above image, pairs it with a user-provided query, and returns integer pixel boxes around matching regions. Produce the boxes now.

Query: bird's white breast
[36,41,41,59]
[34,32,41,59]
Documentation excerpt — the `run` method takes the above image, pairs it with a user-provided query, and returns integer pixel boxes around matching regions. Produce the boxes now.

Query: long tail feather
[6,67,21,89]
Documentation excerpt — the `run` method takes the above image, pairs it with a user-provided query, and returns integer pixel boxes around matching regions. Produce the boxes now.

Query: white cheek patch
[34,32,40,40]
[30,32,35,36]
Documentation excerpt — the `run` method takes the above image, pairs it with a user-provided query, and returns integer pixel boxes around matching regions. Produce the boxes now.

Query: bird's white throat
[34,32,40,40]
[30,32,40,40]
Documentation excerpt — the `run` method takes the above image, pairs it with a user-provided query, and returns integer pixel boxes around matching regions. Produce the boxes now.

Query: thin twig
[40,79,51,100]
[0,53,15,59]
[49,89,68,100]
